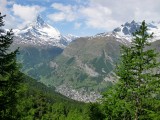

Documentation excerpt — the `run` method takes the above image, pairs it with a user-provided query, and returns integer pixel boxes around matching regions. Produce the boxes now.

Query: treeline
[0,13,160,120]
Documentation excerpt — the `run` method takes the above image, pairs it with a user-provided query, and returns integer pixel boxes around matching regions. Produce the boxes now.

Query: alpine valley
[11,16,160,102]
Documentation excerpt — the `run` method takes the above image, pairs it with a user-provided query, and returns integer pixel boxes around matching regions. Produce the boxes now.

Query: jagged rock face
[35,15,47,27]
[114,20,140,35]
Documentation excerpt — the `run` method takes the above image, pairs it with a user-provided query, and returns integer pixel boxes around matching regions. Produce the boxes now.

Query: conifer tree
[103,21,160,119]
[86,103,105,120]
[0,13,23,119]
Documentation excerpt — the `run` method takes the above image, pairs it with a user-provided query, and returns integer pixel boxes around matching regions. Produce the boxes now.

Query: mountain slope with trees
[0,12,94,120]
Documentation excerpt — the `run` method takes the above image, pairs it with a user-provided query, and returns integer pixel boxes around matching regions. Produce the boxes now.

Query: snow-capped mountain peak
[113,20,160,42]
[35,15,46,27]
[13,15,77,47]
[113,20,140,36]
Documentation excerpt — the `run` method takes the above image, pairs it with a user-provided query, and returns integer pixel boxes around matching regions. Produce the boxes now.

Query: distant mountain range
[93,20,160,42]
[11,16,160,47]
[10,18,160,102]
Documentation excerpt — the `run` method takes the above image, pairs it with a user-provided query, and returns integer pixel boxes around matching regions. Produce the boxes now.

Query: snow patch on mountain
[63,34,79,43]
[147,22,160,41]
[88,32,130,45]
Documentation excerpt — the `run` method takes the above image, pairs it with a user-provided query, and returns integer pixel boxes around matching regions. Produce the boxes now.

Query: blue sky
[1,0,160,36]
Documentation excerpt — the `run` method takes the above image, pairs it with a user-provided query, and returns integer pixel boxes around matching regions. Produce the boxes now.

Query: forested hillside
[16,75,91,120]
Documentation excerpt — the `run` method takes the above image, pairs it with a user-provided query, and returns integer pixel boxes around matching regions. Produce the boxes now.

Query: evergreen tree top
[0,13,6,27]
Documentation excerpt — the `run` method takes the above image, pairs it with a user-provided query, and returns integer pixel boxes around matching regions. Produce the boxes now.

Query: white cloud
[89,0,160,22]
[4,14,20,29]
[11,4,45,28]
[48,3,77,22]
[79,4,120,30]
[51,3,73,13]
[12,4,44,22]
[3,0,160,32]
[48,0,160,31]
[0,0,20,29]
[48,2,121,30]
[0,0,7,13]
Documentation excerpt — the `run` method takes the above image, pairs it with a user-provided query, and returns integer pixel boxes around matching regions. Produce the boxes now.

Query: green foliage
[84,103,105,120]
[102,21,160,119]
[102,85,133,119]
[0,13,24,119]
[16,76,97,120]
[66,57,75,65]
